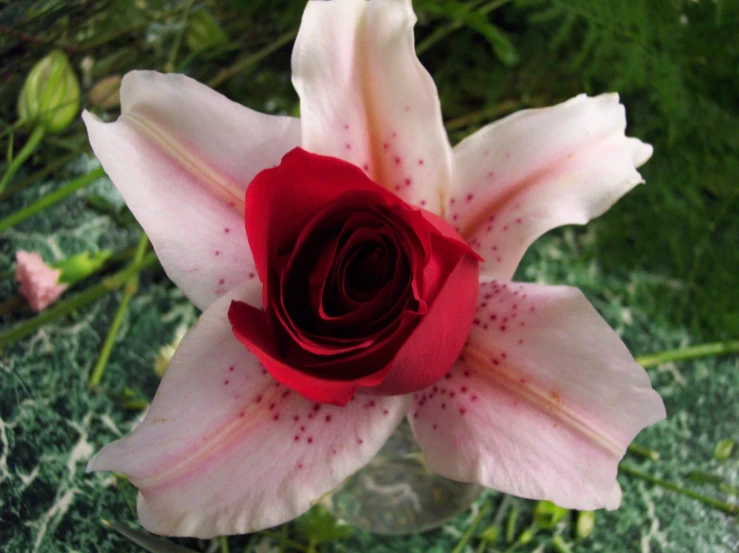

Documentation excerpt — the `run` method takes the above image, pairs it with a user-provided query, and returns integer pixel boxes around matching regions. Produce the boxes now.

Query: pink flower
[83,0,665,538]
[15,251,67,311]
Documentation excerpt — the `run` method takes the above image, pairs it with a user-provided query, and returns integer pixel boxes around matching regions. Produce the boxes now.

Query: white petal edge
[84,71,301,310]
[292,0,453,215]
[410,281,665,510]
[449,94,652,280]
[87,280,408,537]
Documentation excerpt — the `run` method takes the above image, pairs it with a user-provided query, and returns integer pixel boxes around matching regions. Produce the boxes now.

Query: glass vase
[322,419,482,535]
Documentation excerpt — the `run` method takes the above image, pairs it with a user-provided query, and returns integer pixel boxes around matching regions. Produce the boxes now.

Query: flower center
[343,242,390,301]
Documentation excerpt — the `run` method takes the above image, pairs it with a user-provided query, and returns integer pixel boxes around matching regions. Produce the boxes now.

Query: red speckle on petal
[466,194,474,202]
[418,158,425,166]
[273,414,280,421]
[459,407,467,415]
[215,250,221,256]
[307,437,313,444]
[255,395,262,403]
[325,414,332,422]
[394,156,402,165]
[223,380,229,385]
[357,438,364,445]
[224,227,230,234]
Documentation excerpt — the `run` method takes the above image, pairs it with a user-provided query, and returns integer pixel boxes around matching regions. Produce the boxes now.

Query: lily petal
[87,281,408,538]
[409,282,665,510]
[83,71,301,309]
[292,0,453,215]
[450,94,652,280]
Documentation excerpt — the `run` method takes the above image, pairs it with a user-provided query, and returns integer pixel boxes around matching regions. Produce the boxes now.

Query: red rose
[228,148,479,405]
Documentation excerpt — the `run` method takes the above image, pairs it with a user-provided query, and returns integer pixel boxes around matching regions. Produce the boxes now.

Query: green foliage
[295,505,353,546]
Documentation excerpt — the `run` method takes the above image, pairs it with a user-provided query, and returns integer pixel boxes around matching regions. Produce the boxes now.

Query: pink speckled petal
[450,94,652,280]
[292,0,453,215]
[87,281,408,538]
[410,282,665,510]
[84,71,301,310]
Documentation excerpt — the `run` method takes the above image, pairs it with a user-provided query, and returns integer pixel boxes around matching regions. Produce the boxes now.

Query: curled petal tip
[634,140,654,168]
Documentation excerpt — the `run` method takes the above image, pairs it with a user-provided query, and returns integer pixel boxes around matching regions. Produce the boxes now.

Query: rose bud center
[229,148,480,406]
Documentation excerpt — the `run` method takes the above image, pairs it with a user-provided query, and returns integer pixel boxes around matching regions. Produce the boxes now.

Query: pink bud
[15,251,68,311]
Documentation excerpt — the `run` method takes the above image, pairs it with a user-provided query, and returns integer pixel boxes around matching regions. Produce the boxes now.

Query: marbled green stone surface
[0,162,737,552]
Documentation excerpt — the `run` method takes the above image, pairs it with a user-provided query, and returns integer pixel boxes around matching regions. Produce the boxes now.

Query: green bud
[186,9,228,53]
[479,525,499,542]
[18,50,81,134]
[52,250,112,284]
[533,500,569,529]
[575,510,595,540]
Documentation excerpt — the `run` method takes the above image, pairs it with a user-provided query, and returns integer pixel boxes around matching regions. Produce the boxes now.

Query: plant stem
[0,252,159,351]
[0,166,104,233]
[89,234,149,388]
[627,443,660,461]
[452,499,493,553]
[0,149,85,200]
[207,30,297,88]
[0,126,46,194]
[619,464,737,515]
[219,535,230,553]
[165,0,196,72]
[416,0,512,55]
[551,536,574,553]
[636,340,739,368]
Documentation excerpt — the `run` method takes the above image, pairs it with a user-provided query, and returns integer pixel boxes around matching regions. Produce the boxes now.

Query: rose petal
[84,71,301,309]
[369,238,479,395]
[410,282,665,510]
[450,94,652,281]
[292,0,453,214]
[88,281,408,537]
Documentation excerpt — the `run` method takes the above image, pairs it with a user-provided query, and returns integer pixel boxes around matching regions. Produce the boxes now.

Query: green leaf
[533,500,569,529]
[714,439,736,460]
[294,505,352,544]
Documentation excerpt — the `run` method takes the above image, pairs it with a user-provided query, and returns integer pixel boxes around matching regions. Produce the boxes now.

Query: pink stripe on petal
[450,94,652,280]
[410,282,664,510]
[87,281,407,538]
[84,71,301,310]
